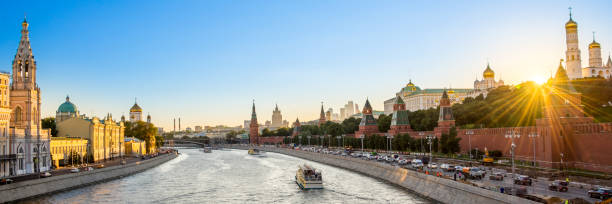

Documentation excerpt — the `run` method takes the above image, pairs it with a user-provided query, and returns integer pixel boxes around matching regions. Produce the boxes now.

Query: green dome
[57,96,77,113]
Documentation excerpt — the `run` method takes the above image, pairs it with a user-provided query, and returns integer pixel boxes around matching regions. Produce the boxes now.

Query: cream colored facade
[57,115,124,162]
[124,137,145,157]
[0,73,12,178]
[50,137,88,168]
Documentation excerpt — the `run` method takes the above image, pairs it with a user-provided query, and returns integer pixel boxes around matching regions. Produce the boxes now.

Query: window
[19,158,23,170]
[14,107,22,122]
[42,156,46,167]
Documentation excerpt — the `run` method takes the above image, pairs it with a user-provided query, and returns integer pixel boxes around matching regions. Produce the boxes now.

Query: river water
[25,149,429,203]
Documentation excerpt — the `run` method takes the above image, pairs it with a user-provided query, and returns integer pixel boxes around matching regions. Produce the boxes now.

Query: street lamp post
[505,130,520,195]
[360,134,364,152]
[307,136,311,146]
[426,135,434,163]
[466,130,474,159]
[528,132,538,167]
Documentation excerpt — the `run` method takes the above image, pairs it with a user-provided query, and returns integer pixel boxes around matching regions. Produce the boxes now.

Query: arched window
[25,61,29,78]
[15,107,22,122]
[592,70,596,74]
[18,147,24,154]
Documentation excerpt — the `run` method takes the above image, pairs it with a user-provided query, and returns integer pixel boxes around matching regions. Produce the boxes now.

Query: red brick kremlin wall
[453,123,612,173]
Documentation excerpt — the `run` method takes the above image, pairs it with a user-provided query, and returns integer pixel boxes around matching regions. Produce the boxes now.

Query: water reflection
[26,149,428,204]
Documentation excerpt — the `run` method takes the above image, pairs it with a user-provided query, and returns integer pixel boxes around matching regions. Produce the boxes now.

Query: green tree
[42,117,58,137]
[124,121,158,154]
[325,122,344,137]
[377,114,391,132]
[341,117,361,134]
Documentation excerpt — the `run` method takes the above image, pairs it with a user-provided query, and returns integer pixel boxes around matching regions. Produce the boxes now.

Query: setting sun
[531,75,547,84]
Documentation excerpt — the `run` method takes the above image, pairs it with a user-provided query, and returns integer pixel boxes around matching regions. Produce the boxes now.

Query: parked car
[411,159,424,168]
[398,159,408,165]
[548,180,568,192]
[489,172,504,181]
[85,166,94,171]
[385,156,395,163]
[69,168,80,173]
[513,175,532,186]
[40,172,52,178]
[454,165,463,172]
[428,163,438,169]
[463,167,485,179]
[95,164,105,169]
[0,178,13,185]
[377,155,386,162]
[588,187,612,200]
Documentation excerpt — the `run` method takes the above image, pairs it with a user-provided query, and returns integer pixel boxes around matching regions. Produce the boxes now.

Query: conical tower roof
[395,95,405,104]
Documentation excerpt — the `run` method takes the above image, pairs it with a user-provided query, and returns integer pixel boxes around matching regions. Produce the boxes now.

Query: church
[563,10,612,79]
[0,18,52,178]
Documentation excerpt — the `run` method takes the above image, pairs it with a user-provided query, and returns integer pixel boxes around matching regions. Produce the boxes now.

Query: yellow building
[124,137,146,157]
[50,137,88,168]
[57,113,125,162]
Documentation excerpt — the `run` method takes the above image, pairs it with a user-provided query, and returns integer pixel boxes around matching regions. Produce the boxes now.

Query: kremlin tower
[318,102,326,126]
[355,99,379,137]
[249,101,259,145]
[388,96,411,135]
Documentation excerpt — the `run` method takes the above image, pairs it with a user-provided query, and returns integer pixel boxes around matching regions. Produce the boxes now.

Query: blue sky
[0,0,611,130]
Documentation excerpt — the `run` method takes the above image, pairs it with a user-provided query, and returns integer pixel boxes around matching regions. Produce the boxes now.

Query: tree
[341,117,361,133]
[377,114,391,132]
[42,117,58,137]
[325,122,344,137]
[440,127,461,154]
[124,121,158,154]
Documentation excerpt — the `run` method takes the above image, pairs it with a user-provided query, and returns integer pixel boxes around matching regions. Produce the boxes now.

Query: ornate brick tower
[388,96,411,135]
[10,18,41,130]
[318,102,326,126]
[435,90,455,136]
[249,101,259,144]
[355,99,378,136]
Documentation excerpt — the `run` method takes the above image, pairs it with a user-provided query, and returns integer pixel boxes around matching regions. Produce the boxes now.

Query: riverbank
[228,145,537,204]
[0,152,178,203]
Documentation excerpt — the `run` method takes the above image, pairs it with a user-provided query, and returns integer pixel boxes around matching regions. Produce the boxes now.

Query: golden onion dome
[406,80,415,87]
[130,103,142,112]
[589,40,600,49]
[565,18,577,29]
[483,64,495,79]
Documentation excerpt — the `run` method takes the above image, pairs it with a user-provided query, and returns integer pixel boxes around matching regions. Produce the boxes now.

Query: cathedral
[473,63,504,91]
[0,19,52,178]
[563,10,612,79]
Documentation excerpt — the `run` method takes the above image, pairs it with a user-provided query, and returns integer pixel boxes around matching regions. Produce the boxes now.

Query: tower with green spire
[388,96,412,135]
[355,99,379,137]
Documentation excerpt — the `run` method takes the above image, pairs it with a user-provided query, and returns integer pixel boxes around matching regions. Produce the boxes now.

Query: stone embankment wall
[0,153,178,203]
[231,145,537,204]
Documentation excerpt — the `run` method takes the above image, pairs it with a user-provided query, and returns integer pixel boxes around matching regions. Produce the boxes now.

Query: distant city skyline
[1,1,611,130]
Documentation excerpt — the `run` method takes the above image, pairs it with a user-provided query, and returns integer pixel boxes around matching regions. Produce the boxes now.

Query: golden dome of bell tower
[483,63,495,79]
